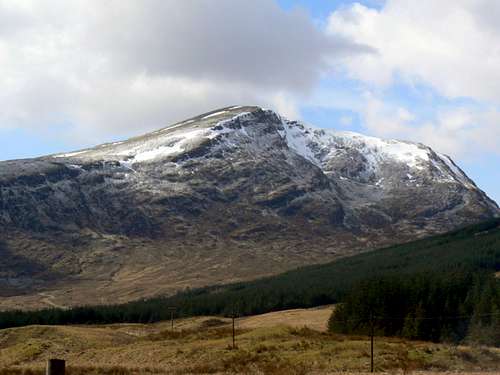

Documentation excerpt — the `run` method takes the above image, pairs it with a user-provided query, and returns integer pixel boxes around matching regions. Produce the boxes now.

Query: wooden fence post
[231,302,238,349]
[167,306,177,331]
[232,313,236,349]
[370,314,374,373]
[47,359,65,375]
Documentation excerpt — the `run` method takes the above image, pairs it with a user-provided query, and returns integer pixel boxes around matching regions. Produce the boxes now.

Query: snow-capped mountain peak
[52,106,481,193]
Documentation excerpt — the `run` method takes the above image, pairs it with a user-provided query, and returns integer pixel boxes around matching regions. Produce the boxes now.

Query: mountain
[0,105,497,309]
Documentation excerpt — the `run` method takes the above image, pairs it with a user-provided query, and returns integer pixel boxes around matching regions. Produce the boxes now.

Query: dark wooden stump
[47,359,65,375]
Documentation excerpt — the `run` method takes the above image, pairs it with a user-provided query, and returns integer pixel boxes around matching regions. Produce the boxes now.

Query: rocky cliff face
[0,106,497,309]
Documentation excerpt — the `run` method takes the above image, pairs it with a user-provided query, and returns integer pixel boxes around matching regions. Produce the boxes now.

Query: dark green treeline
[329,270,500,346]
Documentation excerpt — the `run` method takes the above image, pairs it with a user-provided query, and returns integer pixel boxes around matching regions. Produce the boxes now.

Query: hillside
[1,218,498,330]
[0,106,498,309]
[1,306,499,374]
[145,217,500,318]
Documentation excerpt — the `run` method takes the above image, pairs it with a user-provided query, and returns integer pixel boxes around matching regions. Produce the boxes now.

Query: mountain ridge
[46,105,488,191]
[0,105,497,309]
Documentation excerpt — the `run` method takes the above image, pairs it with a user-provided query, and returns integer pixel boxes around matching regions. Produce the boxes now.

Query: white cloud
[326,0,500,160]
[0,0,368,143]
[328,1,500,102]
[359,92,500,159]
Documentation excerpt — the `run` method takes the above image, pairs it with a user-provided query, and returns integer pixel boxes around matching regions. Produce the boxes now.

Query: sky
[0,0,499,204]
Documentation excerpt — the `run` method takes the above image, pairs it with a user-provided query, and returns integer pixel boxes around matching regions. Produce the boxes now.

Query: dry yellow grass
[238,305,334,332]
[0,306,499,374]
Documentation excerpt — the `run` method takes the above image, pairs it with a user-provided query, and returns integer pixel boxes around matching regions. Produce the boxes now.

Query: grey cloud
[84,0,369,91]
[0,3,36,37]
[469,0,500,35]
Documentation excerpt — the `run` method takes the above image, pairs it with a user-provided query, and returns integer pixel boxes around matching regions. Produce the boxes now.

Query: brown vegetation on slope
[0,306,499,374]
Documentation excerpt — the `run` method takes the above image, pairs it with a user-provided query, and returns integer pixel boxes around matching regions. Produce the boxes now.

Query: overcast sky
[0,0,499,204]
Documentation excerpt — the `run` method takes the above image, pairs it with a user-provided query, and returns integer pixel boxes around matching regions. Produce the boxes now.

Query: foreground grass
[0,308,499,374]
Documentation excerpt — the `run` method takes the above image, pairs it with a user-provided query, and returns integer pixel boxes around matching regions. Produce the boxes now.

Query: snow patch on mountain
[277,117,430,171]
[118,128,208,162]
[54,150,87,158]
[203,110,228,119]
[51,112,247,164]
[271,112,476,188]
[437,152,475,189]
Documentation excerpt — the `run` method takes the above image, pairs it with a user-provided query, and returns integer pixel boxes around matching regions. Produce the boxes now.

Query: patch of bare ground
[1,307,499,374]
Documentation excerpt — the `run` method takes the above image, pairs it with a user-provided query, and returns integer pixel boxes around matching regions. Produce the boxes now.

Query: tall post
[167,307,177,332]
[171,310,174,331]
[47,359,65,375]
[370,313,374,373]
[232,302,236,349]
[232,314,235,348]
[231,302,238,349]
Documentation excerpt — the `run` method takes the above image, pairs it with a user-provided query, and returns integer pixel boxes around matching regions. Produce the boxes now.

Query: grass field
[1,306,499,374]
